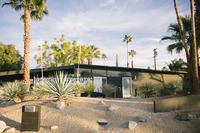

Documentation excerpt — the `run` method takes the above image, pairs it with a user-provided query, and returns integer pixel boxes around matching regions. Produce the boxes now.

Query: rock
[127,121,137,130]
[51,126,58,130]
[0,112,2,117]
[175,114,192,121]
[97,119,108,125]
[0,121,6,132]
[4,127,15,132]
[56,102,65,109]
[98,101,106,105]
[108,104,118,111]
[138,115,150,122]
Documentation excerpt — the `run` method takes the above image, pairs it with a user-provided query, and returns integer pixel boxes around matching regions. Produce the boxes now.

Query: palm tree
[171,0,198,94]
[161,15,192,54]
[2,0,48,88]
[80,45,89,64]
[194,0,200,49]
[123,35,133,68]
[102,54,107,65]
[129,50,136,68]
[86,45,100,65]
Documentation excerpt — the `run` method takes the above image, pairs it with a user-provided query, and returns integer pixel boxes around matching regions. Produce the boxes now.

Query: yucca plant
[84,81,95,97]
[0,81,29,103]
[45,72,75,101]
[164,80,182,95]
[138,82,159,98]
[32,82,50,99]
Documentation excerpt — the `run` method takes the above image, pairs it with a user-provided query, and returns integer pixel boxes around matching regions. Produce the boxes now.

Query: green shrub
[102,84,117,98]
[73,82,86,94]
[0,81,29,102]
[138,82,158,98]
[84,81,95,97]
[45,72,76,101]
[163,80,182,95]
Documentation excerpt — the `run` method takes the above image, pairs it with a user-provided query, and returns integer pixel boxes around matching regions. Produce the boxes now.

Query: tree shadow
[0,116,21,130]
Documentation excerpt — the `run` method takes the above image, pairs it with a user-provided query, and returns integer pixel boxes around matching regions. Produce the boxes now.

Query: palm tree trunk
[190,0,199,94]
[131,55,133,68]
[127,42,129,68]
[88,58,92,65]
[23,6,31,88]
[81,59,85,64]
[174,0,194,94]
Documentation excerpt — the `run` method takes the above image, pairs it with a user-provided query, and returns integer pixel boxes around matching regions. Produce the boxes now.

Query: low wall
[154,94,200,112]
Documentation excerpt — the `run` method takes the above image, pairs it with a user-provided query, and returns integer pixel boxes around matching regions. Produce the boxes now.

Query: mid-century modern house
[0,64,186,98]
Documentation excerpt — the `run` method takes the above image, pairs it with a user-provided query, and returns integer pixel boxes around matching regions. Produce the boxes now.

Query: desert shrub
[102,84,117,98]
[84,81,95,97]
[32,82,50,99]
[0,81,29,102]
[73,82,86,94]
[45,72,76,101]
[162,80,182,95]
[138,82,159,98]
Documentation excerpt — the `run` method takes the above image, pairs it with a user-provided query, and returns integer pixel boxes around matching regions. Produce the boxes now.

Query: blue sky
[0,0,190,69]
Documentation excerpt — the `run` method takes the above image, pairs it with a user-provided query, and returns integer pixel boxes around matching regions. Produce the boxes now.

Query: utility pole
[153,48,157,70]
[40,45,43,81]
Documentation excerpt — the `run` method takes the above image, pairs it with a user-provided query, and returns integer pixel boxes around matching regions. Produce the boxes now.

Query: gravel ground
[0,97,200,133]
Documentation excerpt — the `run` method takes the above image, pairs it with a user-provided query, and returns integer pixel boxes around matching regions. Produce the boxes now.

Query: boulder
[97,119,108,125]
[108,104,118,111]
[127,121,137,130]
[56,102,65,109]
[98,101,106,105]
[0,121,6,132]
[137,115,150,122]
[51,126,58,130]
[4,127,15,132]
[175,114,192,121]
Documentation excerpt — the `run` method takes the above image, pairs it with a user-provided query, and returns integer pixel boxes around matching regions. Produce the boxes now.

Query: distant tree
[168,58,187,72]
[123,35,133,68]
[162,67,169,71]
[147,66,152,70]
[102,54,107,65]
[86,45,100,65]
[116,54,119,67]
[129,50,136,68]
[2,0,48,87]
[80,45,89,64]
[0,43,23,72]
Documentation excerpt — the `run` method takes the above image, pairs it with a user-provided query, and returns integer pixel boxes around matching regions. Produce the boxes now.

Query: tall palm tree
[123,35,132,68]
[129,50,136,68]
[2,0,48,88]
[102,54,107,65]
[194,0,200,49]
[86,45,100,65]
[171,0,198,94]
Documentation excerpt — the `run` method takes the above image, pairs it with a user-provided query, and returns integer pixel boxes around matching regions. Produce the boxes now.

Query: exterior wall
[132,72,185,96]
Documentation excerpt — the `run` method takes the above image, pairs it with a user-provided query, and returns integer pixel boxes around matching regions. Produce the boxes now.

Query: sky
[0,0,190,69]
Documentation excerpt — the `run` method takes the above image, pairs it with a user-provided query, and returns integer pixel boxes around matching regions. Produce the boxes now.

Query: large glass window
[107,71,131,77]
[75,68,91,77]
[92,69,106,77]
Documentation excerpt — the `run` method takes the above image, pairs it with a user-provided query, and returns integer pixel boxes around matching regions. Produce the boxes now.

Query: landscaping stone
[108,104,118,111]
[51,126,58,130]
[127,121,137,130]
[175,114,192,121]
[56,102,65,109]
[4,127,15,132]
[0,112,2,117]
[97,119,108,125]
[0,121,6,132]
[138,115,150,122]
[98,101,106,105]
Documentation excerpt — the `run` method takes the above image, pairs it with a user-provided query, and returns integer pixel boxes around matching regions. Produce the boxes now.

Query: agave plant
[45,72,75,101]
[32,82,50,99]
[0,81,29,102]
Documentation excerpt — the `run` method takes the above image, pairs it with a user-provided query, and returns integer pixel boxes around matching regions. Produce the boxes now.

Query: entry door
[93,77,102,93]
[122,77,132,98]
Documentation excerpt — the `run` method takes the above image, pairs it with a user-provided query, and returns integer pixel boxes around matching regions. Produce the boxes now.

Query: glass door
[122,77,132,98]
